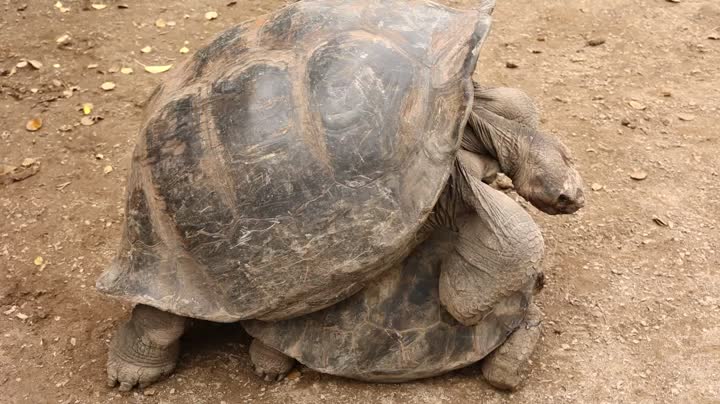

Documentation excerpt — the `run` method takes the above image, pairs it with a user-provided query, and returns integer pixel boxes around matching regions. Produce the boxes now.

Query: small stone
[671,388,679,395]
[16,313,29,320]
[120,67,133,74]
[561,343,571,350]
[591,183,603,191]
[205,11,219,20]
[629,100,646,110]
[143,388,156,396]
[100,82,116,91]
[495,174,513,190]
[505,61,519,69]
[587,38,606,46]
[56,34,71,45]
[70,337,76,346]
[630,170,648,181]
[666,0,680,3]
[661,89,672,97]
[103,165,114,174]
[141,46,152,53]
[286,369,302,380]
[677,113,696,121]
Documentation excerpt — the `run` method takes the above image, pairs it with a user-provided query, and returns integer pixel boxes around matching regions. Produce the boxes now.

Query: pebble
[587,38,606,47]
[143,388,156,396]
[505,61,519,69]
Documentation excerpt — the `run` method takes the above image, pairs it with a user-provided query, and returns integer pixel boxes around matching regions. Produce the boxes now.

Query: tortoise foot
[106,305,186,391]
[481,304,543,391]
[249,339,295,382]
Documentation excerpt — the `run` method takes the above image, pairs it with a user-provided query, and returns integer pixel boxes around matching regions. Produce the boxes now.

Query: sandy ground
[1,0,719,403]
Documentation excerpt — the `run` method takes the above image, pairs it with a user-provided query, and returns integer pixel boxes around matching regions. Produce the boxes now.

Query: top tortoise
[99,0,584,391]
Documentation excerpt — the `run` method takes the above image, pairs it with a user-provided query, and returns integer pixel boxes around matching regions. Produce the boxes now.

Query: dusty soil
[1,0,719,403]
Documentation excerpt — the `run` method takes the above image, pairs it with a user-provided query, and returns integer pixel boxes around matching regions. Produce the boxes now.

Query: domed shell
[97,0,492,322]
[244,230,530,382]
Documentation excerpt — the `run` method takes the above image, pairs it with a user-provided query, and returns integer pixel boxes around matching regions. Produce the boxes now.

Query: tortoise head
[513,134,585,215]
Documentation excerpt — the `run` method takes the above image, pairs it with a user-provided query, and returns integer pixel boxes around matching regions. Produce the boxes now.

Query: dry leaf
[26,118,42,132]
[630,170,648,181]
[155,18,167,28]
[628,100,646,110]
[205,11,219,20]
[677,113,696,121]
[141,46,152,53]
[28,60,42,69]
[179,46,190,54]
[652,216,669,227]
[82,103,93,115]
[120,67,133,74]
[91,4,107,10]
[100,81,116,91]
[34,256,44,266]
[103,165,114,174]
[144,65,172,74]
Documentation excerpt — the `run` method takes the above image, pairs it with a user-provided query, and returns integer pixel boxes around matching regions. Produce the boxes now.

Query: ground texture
[1,0,719,403]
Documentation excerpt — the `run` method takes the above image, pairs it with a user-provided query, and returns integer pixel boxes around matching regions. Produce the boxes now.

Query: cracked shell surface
[97,0,492,322]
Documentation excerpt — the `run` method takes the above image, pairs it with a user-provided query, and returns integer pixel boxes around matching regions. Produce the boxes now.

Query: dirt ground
[1,0,719,403]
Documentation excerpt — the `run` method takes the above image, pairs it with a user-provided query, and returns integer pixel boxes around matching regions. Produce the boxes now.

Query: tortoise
[243,85,584,390]
[98,0,585,391]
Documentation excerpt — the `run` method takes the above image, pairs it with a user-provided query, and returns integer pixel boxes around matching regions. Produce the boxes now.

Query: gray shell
[97,0,492,322]
[244,230,530,382]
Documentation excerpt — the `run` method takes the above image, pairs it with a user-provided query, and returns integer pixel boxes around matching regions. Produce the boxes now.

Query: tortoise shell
[97,0,492,321]
[244,229,531,382]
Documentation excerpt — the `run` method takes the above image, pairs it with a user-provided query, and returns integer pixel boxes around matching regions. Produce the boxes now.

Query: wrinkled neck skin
[463,107,533,185]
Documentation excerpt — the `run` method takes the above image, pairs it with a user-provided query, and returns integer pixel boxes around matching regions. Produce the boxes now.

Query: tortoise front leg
[107,305,187,391]
[438,151,544,326]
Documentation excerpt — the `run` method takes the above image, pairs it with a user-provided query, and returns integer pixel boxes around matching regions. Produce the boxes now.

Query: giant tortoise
[97,0,584,391]
[244,83,584,390]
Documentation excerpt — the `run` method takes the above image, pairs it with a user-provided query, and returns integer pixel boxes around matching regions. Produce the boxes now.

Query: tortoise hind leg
[249,339,295,382]
[481,303,543,391]
[107,305,187,391]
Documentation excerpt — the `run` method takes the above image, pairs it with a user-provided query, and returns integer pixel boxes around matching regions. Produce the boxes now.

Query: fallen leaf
[144,65,172,74]
[628,100,646,110]
[56,181,72,190]
[141,46,152,53]
[34,256,44,266]
[82,103,93,115]
[26,118,43,132]
[100,81,116,91]
[227,1,237,6]
[205,11,219,20]
[91,4,107,10]
[155,18,167,28]
[179,46,190,54]
[120,67,134,74]
[652,216,669,227]
[630,170,648,181]
[28,59,43,69]
[677,113,696,121]
[103,165,114,174]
